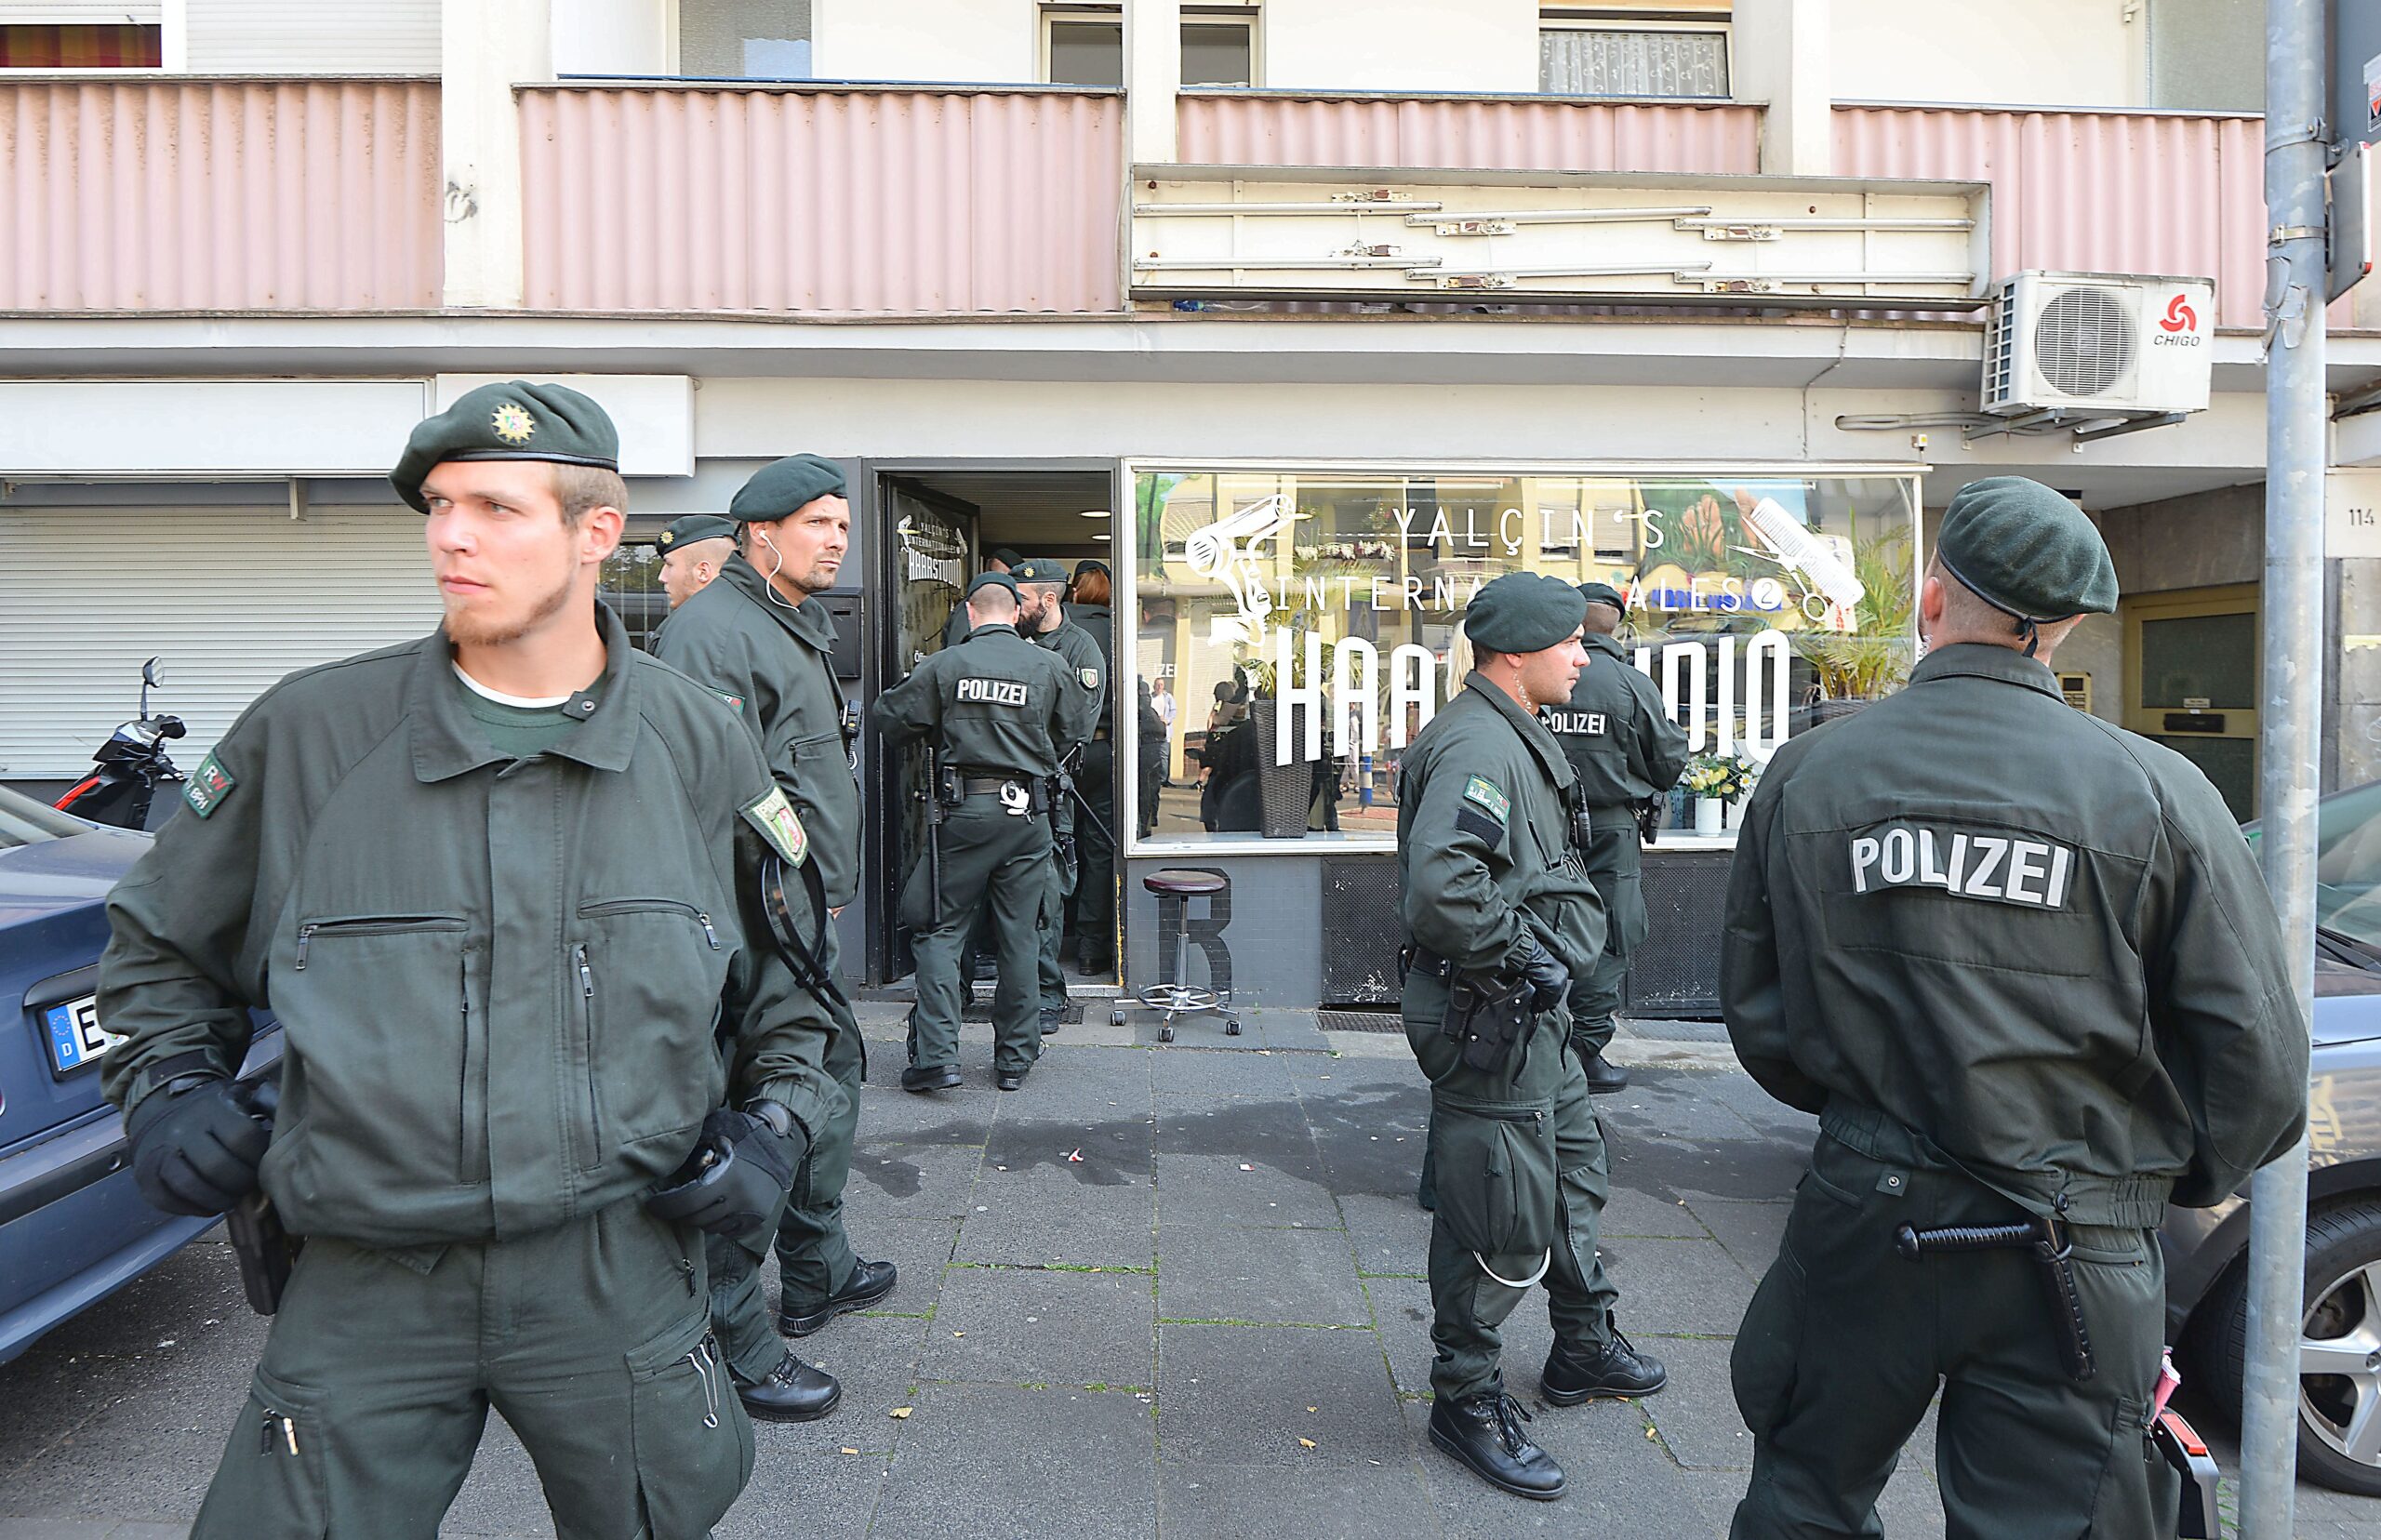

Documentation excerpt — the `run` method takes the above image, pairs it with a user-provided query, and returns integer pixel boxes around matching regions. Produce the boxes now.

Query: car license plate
[44,994,120,1076]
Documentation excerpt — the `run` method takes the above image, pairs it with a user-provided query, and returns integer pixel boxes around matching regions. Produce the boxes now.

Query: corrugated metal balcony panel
[0,78,439,311]
[520,86,1124,314]
[1176,93,1761,175]
[1833,105,2266,328]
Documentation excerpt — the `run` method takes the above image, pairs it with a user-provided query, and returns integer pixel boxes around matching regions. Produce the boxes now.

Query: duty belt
[1396,944,1457,982]
[957,777,1029,798]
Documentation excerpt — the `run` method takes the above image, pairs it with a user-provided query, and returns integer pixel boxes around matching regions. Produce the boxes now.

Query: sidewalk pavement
[1,1009,2372,1538]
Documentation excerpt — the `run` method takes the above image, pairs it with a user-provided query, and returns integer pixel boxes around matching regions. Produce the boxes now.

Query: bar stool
[1113,868,1237,1042]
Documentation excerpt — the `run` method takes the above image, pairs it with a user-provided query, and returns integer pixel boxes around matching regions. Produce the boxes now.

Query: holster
[1636,794,1661,845]
[1438,971,1535,1074]
[227,1188,299,1316]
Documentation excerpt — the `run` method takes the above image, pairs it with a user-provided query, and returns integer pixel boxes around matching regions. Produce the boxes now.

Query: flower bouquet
[1682,754,1757,834]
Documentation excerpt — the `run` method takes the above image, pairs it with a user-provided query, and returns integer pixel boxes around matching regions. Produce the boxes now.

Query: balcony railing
[1833,102,2266,328]
[1176,88,1762,176]
[0,77,441,311]
[517,84,1124,314]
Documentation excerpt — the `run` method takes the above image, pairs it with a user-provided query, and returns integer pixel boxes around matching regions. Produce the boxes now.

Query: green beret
[656,514,736,553]
[1576,581,1628,611]
[1465,572,1589,655]
[729,454,847,524]
[1936,477,2118,625]
[1073,558,1111,579]
[1009,558,1070,586]
[391,380,619,513]
[966,571,1021,602]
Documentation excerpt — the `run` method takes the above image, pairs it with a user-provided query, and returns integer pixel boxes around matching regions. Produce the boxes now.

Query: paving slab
[1640,1335,1756,1472]
[1150,1045,1298,1099]
[758,1313,938,1454]
[1598,1184,1719,1241]
[1597,1237,1758,1335]
[1683,1197,1790,1279]
[1152,1152,1344,1229]
[871,1385,1156,1540]
[1157,1460,1441,1540]
[716,1448,888,1540]
[1339,1191,1433,1277]
[842,1141,985,1224]
[1157,1224,1369,1327]
[955,1163,1157,1269]
[1156,1323,1409,1468]
[923,1266,1157,1389]
[444,1414,560,1538]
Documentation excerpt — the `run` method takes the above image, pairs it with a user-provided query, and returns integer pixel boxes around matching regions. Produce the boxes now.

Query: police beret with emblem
[390,381,620,513]
[1936,477,2118,622]
[728,454,847,524]
[1008,559,1071,587]
[656,513,737,553]
[1465,572,1589,655]
[1576,581,1628,611]
[966,571,1021,601]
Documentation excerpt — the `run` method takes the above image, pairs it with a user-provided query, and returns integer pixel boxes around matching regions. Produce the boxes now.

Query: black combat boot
[1577,1049,1629,1094]
[902,1064,962,1094]
[779,1258,898,1337]
[1541,1316,1668,1403]
[735,1350,842,1422]
[1428,1382,1565,1500]
[1040,1006,1064,1037]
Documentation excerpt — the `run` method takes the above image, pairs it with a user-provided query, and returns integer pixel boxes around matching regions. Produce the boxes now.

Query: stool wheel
[1158,1023,1176,1042]
[1111,1008,1127,1027]
[1224,1017,1241,1036]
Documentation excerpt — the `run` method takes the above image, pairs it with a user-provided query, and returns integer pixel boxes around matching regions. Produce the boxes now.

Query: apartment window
[1541,7,1729,99]
[0,24,161,67]
[1044,7,1256,89]
[680,0,811,79]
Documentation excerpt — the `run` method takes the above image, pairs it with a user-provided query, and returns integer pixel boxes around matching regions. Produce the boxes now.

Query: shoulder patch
[1460,775,1510,827]
[742,787,808,867]
[1079,667,1101,690]
[184,752,235,819]
[710,687,745,714]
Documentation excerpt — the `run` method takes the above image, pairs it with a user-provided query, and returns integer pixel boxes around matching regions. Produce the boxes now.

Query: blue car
[0,784,279,1365]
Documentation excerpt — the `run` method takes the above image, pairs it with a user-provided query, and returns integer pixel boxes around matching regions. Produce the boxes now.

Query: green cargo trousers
[910,801,1052,1077]
[1565,821,1646,1053]
[1037,799,1079,1014]
[1405,992,1620,1402]
[1729,1126,2178,1539]
[194,1200,752,1540]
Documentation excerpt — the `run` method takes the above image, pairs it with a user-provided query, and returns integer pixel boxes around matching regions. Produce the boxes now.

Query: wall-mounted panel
[1177,91,1761,176]
[0,78,442,310]
[520,84,1124,313]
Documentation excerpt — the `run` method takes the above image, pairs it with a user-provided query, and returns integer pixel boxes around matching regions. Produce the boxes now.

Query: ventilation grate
[2033,285,2136,398]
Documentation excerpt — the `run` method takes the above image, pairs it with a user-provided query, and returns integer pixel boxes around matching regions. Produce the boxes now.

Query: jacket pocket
[193,1363,330,1538]
[272,915,472,1208]
[575,901,733,1169]
[625,1312,754,1540]
[1730,1246,1809,1439]
[1427,1101,1561,1258]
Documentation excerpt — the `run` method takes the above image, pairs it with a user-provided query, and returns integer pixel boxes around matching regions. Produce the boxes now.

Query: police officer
[1400,572,1668,1503]
[1538,580,1688,1093]
[100,382,837,1536]
[655,453,896,1420]
[1064,560,1119,974]
[942,547,1021,650]
[877,573,1094,1090]
[1011,558,1108,1031]
[657,512,737,611]
[1721,477,2309,1537]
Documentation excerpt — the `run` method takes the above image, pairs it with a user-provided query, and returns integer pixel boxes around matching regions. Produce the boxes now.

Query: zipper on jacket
[292,915,464,971]
[578,899,722,950]
[575,943,603,1162]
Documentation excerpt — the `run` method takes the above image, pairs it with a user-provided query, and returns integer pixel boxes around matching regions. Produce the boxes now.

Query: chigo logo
[2154,292,2202,346]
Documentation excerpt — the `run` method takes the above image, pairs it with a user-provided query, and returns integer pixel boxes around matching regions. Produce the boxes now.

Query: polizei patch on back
[1849,823,2075,909]
[1541,710,1608,737]
[957,678,1031,706]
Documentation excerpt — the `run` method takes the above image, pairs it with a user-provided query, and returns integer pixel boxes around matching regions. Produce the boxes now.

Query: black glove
[1517,936,1571,1015]
[644,1105,807,1239]
[126,1077,273,1217]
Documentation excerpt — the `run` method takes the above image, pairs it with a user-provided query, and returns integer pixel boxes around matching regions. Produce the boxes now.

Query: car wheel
[2207,1200,2381,1497]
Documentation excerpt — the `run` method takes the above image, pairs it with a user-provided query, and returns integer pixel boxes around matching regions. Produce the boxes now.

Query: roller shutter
[0,505,438,781]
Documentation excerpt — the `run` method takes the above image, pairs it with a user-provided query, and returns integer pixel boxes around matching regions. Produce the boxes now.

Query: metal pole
[2243,1,2326,1533]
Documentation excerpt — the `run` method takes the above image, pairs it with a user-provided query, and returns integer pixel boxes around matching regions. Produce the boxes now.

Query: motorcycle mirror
[139,656,162,720]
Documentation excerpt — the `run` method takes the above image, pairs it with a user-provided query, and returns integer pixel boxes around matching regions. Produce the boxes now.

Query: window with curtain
[0,24,161,67]
[1539,27,1728,98]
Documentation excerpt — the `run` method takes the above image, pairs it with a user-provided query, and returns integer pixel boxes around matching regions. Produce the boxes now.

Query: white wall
[1260,0,1537,93]
[553,0,672,75]
[813,0,1039,83]
[1830,0,2145,108]
[182,0,441,73]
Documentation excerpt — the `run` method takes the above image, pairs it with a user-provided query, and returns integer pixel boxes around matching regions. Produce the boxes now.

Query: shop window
[679,0,811,79]
[1044,6,1257,88]
[601,539,670,653]
[1124,467,1920,851]
[1540,6,1729,98]
[0,24,162,68]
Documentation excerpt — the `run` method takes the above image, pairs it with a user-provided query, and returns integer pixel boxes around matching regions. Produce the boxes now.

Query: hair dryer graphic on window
[1734,494,1866,621]
[1184,494,1305,648]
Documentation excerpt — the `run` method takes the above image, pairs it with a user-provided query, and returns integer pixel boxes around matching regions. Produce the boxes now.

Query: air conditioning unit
[1981,271,2215,417]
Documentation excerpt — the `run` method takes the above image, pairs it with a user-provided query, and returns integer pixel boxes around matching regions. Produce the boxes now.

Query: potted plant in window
[1682,753,1757,836]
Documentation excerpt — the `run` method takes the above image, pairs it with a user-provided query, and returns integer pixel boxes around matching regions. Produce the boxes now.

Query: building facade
[2,0,2367,1005]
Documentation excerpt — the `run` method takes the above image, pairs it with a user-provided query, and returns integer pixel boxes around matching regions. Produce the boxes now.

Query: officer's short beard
[444,561,578,648]
[752,528,834,604]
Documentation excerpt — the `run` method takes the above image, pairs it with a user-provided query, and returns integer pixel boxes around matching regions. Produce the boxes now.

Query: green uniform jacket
[656,553,862,909]
[1062,602,1115,680]
[1036,616,1109,752]
[1397,674,1606,983]
[98,610,841,1249]
[1722,643,2308,1225]
[874,622,1095,775]
[1540,632,1689,824]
